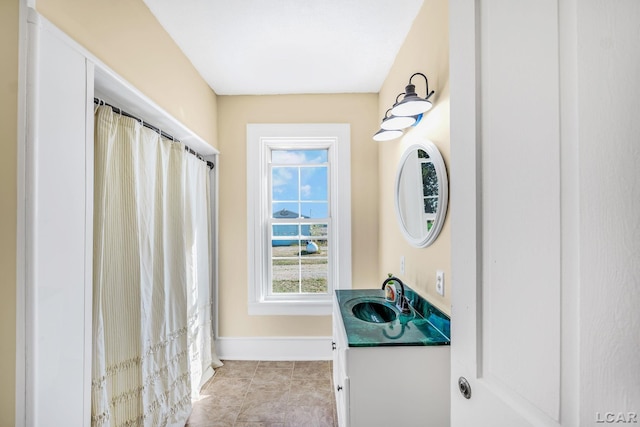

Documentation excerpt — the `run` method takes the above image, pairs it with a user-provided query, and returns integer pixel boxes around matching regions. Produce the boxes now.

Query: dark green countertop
[335,288,451,347]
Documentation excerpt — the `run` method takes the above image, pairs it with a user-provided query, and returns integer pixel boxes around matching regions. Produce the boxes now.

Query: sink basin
[352,301,397,323]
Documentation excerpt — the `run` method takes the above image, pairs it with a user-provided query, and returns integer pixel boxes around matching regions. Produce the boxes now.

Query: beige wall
[217,94,379,336]
[36,0,218,146]
[377,0,451,314]
[1,1,19,424]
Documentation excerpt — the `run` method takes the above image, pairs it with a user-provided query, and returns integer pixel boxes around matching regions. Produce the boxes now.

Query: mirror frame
[394,141,449,248]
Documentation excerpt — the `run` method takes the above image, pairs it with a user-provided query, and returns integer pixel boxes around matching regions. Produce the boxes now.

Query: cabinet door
[332,302,350,427]
[25,17,92,427]
[335,376,350,427]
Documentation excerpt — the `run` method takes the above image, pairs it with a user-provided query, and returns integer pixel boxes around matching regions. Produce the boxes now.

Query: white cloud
[272,151,307,164]
[272,167,293,192]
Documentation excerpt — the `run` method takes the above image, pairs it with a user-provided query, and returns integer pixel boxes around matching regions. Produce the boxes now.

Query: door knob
[458,377,472,399]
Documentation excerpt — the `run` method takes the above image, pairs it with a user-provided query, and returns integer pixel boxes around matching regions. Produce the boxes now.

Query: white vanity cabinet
[332,296,451,427]
[332,299,350,427]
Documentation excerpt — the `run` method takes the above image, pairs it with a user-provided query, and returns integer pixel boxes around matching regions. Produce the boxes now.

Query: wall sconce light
[373,72,435,141]
[380,93,417,130]
[373,109,405,142]
[373,109,424,142]
[391,72,435,117]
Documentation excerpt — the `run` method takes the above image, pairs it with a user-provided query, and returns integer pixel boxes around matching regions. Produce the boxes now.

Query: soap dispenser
[384,273,397,303]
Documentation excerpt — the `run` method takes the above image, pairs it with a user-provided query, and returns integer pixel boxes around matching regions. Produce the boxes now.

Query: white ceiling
[142,0,424,95]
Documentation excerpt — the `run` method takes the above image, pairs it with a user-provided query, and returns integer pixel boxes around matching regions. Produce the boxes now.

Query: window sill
[248,299,333,316]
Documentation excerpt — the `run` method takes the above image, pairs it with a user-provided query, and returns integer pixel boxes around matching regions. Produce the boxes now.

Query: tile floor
[185,360,338,427]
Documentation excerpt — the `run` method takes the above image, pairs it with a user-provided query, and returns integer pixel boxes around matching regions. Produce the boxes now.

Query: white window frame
[247,123,351,315]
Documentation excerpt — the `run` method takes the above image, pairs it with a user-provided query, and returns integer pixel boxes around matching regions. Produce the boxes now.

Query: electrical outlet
[400,256,405,274]
[436,270,445,296]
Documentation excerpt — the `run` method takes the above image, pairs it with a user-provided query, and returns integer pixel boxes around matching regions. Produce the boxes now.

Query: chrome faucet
[381,276,411,314]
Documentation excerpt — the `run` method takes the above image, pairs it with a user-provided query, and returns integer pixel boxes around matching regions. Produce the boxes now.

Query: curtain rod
[94,98,214,170]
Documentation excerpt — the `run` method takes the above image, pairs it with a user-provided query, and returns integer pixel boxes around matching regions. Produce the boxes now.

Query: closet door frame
[16,9,219,426]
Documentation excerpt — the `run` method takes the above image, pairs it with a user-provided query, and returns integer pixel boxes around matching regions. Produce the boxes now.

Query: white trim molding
[215,336,333,361]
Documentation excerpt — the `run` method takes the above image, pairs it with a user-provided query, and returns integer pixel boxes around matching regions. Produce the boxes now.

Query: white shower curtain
[184,152,218,395]
[91,105,221,427]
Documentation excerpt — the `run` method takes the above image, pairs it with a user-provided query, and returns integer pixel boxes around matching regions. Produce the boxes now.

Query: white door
[449,1,569,425]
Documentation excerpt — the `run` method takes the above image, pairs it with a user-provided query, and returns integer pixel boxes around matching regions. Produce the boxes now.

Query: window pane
[299,202,328,219]
[306,223,328,239]
[303,237,327,258]
[273,203,300,219]
[272,242,300,294]
[272,166,298,201]
[422,162,438,198]
[272,224,299,245]
[300,166,328,201]
[418,149,430,159]
[272,149,328,164]
[424,197,438,214]
[271,224,327,244]
[301,256,328,293]
[427,219,435,232]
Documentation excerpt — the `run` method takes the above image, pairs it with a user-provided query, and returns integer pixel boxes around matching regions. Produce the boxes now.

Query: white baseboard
[215,336,333,361]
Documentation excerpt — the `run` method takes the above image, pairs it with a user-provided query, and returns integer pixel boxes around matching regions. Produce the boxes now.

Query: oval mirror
[394,141,448,247]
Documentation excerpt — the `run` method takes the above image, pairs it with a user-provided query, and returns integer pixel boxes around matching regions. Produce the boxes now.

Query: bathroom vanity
[332,288,451,427]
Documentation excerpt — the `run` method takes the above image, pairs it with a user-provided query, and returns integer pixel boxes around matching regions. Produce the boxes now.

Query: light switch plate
[436,270,445,296]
